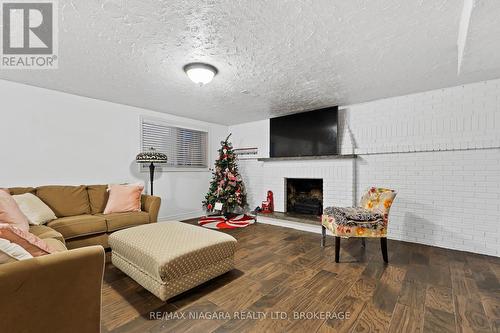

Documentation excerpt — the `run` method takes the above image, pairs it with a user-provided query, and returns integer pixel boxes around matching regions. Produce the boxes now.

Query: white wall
[230,78,500,257]
[0,80,228,220]
[229,119,270,159]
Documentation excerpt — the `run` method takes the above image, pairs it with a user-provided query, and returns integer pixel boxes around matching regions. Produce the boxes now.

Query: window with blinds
[141,118,208,169]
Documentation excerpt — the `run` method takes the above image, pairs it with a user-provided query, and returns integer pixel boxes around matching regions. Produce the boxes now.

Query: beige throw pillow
[13,193,57,225]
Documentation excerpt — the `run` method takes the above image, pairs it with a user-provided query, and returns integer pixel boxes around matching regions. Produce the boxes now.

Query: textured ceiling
[1,0,500,125]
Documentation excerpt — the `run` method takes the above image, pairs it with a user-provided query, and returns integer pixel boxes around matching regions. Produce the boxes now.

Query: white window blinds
[141,118,208,168]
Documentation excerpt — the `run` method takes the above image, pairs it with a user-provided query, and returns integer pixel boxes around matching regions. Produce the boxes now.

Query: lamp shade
[136,148,168,164]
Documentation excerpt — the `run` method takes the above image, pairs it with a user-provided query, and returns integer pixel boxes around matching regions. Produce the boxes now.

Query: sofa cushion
[87,185,109,214]
[66,233,108,250]
[29,225,65,243]
[99,212,149,232]
[42,238,67,252]
[36,186,90,217]
[47,215,106,240]
[8,187,36,195]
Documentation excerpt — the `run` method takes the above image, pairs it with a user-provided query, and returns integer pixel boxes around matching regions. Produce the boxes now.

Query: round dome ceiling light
[183,62,218,85]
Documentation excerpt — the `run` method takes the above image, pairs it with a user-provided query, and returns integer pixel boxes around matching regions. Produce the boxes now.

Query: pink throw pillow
[103,184,144,214]
[0,224,55,256]
[0,189,29,232]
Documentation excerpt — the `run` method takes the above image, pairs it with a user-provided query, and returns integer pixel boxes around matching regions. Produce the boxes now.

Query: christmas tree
[203,134,247,214]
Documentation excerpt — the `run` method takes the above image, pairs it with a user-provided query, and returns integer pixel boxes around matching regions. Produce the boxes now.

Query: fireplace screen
[286,178,323,215]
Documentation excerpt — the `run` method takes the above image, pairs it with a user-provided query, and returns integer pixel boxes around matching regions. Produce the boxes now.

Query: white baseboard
[256,215,322,234]
[158,210,204,222]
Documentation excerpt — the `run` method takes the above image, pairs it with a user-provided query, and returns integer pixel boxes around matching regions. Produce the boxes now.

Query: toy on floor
[261,190,274,214]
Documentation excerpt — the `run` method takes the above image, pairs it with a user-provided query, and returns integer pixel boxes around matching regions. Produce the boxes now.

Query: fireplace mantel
[257,154,357,162]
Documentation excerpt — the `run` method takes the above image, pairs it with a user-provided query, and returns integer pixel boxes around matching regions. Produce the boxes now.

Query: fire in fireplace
[286,178,323,215]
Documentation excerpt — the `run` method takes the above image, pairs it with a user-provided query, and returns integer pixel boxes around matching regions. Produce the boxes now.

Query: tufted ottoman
[109,222,237,301]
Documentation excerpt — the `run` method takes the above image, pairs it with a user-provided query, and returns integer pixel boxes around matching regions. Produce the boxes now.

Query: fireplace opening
[286,178,323,216]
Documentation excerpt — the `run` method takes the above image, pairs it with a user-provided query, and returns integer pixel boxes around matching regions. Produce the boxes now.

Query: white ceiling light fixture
[183,62,218,85]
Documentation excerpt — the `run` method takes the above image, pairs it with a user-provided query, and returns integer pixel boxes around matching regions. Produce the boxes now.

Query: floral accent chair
[321,187,397,263]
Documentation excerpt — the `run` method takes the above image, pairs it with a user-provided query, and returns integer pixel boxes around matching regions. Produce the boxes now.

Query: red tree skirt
[198,214,255,229]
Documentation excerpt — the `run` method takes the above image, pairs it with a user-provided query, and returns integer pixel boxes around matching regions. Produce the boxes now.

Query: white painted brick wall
[356,149,500,256]
[231,78,500,257]
[338,80,500,155]
[239,159,354,213]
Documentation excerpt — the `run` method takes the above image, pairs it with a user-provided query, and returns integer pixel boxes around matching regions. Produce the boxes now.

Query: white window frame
[140,116,210,172]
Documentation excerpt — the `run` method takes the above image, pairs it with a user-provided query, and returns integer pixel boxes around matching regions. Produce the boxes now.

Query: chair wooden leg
[361,238,366,248]
[380,237,388,263]
[321,226,326,247]
[335,236,341,263]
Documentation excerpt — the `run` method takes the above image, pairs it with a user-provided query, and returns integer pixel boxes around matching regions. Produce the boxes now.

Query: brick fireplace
[285,178,323,216]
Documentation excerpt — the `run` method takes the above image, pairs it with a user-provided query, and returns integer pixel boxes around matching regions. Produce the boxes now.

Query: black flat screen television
[270,106,338,157]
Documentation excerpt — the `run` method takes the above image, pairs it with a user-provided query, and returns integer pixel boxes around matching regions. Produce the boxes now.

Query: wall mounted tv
[270,106,338,158]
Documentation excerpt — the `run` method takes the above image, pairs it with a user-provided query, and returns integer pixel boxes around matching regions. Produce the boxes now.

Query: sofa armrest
[0,246,105,333]
[141,194,161,223]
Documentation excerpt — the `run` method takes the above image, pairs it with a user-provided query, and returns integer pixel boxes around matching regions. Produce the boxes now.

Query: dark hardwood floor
[101,219,500,333]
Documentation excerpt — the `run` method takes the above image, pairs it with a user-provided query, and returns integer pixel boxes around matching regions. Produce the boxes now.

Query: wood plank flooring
[101,219,500,333]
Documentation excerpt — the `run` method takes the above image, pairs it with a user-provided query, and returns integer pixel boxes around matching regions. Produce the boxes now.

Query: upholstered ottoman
[109,222,237,301]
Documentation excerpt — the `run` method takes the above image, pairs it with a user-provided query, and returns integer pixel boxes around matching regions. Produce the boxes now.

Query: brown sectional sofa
[8,184,161,249]
[1,246,105,333]
[0,184,161,333]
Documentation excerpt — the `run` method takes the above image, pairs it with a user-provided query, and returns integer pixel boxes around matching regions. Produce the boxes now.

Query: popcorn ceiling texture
[1,1,500,124]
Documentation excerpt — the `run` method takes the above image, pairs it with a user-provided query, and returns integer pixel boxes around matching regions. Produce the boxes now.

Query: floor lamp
[136,148,168,195]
